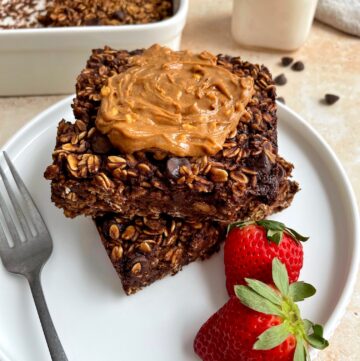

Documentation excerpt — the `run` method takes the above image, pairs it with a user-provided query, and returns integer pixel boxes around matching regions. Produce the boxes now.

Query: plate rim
[1,96,359,358]
[276,102,360,340]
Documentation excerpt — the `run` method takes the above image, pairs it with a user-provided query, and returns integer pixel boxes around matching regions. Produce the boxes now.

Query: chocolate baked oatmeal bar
[95,213,225,295]
[95,173,298,295]
[45,45,299,223]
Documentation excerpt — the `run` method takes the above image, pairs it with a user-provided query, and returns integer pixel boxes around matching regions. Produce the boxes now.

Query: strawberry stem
[235,258,328,360]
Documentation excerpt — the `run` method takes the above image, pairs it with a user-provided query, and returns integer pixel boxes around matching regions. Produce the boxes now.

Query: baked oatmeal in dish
[0,0,172,29]
[44,45,299,294]
[0,0,46,29]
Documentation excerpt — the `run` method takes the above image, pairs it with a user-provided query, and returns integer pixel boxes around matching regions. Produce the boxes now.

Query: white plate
[0,97,359,361]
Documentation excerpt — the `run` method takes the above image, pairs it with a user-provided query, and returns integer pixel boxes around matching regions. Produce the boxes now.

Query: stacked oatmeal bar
[45,45,299,294]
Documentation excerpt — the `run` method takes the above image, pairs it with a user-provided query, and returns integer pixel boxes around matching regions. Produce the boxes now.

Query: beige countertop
[0,0,359,359]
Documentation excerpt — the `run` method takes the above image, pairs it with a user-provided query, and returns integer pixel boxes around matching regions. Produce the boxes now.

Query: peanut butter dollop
[96,45,254,157]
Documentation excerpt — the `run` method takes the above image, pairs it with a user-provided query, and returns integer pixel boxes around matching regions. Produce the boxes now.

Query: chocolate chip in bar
[166,157,191,179]
[113,10,125,21]
[324,94,340,105]
[291,61,305,71]
[274,74,287,86]
[281,57,294,66]
[91,134,113,154]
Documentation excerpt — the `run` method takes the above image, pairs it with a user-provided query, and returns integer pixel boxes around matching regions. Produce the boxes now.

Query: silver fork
[0,152,68,361]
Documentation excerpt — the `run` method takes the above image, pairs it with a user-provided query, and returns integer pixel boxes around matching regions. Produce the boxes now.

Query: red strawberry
[224,220,307,295]
[194,258,328,361]
[194,296,296,361]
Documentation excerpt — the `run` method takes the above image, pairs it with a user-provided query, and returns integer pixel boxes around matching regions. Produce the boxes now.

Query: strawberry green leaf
[245,278,283,305]
[294,337,306,361]
[272,258,289,296]
[253,323,290,350]
[312,324,324,337]
[307,334,329,350]
[254,219,309,244]
[306,323,328,350]
[267,229,283,245]
[227,220,254,235]
[289,282,316,302]
[303,319,314,334]
[257,219,286,231]
[235,285,283,316]
[257,220,285,244]
[285,227,309,242]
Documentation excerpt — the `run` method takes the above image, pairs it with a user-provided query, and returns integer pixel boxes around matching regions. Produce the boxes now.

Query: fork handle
[28,270,68,361]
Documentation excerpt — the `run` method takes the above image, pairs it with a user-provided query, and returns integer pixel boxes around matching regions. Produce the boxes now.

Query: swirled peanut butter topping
[96,45,254,157]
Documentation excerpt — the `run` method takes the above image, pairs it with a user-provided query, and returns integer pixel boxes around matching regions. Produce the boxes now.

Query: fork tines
[0,152,43,248]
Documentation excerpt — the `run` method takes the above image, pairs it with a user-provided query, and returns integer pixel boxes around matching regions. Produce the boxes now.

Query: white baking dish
[0,0,188,96]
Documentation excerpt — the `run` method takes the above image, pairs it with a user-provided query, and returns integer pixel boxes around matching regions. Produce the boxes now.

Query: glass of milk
[231,0,318,51]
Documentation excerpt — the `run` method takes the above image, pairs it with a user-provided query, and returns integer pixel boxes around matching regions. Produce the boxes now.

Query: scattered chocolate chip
[166,157,191,179]
[324,94,340,105]
[291,61,305,71]
[281,56,293,66]
[274,74,287,86]
[276,97,285,104]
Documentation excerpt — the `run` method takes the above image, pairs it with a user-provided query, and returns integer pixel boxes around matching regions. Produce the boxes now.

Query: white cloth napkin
[316,0,360,37]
